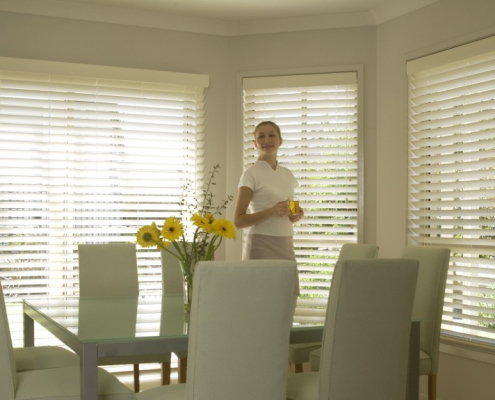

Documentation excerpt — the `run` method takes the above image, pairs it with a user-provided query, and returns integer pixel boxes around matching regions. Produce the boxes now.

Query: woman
[234,121,303,292]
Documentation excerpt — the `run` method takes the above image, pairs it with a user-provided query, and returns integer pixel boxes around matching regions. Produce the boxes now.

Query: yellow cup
[289,198,300,215]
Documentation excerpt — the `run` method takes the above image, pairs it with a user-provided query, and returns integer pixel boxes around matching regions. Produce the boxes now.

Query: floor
[110,363,179,392]
[114,361,310,392]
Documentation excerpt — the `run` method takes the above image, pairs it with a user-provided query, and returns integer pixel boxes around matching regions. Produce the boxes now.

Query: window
[242,71,362,323]
[0,57,209,346]
[407,36,495,348]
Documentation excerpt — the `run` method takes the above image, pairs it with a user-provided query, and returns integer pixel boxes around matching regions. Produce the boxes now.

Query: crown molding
[371,0,440,25]
[0,0,441,36]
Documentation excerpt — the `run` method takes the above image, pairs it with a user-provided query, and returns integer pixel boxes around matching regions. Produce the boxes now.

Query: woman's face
[254,124,282,156]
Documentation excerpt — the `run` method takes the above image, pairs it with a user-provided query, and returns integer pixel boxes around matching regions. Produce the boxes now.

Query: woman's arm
[233,186,289,229]
[288,207,304,223]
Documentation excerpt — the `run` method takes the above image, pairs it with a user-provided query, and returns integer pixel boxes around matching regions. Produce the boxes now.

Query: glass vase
[179,261,193,313]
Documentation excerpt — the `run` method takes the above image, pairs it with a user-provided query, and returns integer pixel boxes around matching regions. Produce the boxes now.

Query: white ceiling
[0,0,440,35]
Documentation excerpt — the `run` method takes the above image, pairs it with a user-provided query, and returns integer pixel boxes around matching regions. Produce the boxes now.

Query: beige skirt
[243,233,300,296]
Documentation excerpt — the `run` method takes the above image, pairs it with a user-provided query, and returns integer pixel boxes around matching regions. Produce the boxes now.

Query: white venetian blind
[0,57,209,346]
[243,72,361,323]
[407,36,495,347]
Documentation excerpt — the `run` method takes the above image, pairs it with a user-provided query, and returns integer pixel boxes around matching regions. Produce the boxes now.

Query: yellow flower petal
[191,213,205,227]
[136,225,159,248]
[203,222,215,234]
[161,217,184,241]
[151,222,161,236]
[204,213,214,223]
[211,218,236,240]
[191,213,214,233]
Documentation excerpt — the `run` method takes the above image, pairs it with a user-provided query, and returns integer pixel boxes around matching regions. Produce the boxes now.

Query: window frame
[0,56,209,347]
[237,65,364,322]
[406,35,495,355]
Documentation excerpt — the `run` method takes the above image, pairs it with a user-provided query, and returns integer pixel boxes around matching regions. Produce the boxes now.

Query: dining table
[23,294,419,400]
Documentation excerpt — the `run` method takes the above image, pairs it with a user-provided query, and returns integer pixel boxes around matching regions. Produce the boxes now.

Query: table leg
[23,308,34,347]
[406,320,420,400]
[80,343,98,400]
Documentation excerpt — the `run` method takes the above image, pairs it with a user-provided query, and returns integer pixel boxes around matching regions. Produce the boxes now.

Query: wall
[376,0,495,398]
[375,0,495,258]
[0,11,378,260]
[0,11,231,254]
[224,27,378,259]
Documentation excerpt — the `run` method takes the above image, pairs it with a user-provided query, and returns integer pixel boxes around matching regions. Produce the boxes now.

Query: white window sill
[440,337,495,366]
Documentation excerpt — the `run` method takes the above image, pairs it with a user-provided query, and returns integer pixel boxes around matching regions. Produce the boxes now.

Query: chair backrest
[400,245,450,374]
[78,243,139,297]
[161,247,185,295]
[186,260,296,400]
[78,297,138,339]
[319,258,419,400]
[0,281,18,400]
[337,243,379,261]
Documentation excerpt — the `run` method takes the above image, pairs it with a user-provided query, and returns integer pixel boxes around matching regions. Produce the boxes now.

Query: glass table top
[24,294,188,343]
[24,294,323,344]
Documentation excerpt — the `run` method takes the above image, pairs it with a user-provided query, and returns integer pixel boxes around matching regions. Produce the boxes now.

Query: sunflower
[211,218,236,239]
[191,213,209,229]
[149,222,167,250]
[204,213,214,222]
[151,222,160,236]
[203,213,215,233]
[191,213,215,234]
[136,225,160,248]
[161,217,184,241]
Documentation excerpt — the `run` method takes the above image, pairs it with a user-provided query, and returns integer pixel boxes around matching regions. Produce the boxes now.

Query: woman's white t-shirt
[238,160,298,236]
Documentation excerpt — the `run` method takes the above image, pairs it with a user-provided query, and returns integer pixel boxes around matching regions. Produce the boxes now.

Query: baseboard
[420,394,443,400]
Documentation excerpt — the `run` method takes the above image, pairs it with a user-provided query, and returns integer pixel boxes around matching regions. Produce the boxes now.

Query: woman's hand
[289,207,304,223]
[271,200,290,218]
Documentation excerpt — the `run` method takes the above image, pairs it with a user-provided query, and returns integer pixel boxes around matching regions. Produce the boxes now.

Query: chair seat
[136,382,186,400]
[309,347,321,371]
[420,349,432,375]
[401,246,451,400]
[309,345,434,376]
[15,365,134,400]
[286,372,319,400]
[310,343,433,375]
[14,346,79,372]
[97,353,172,366]
[288,342,322,365]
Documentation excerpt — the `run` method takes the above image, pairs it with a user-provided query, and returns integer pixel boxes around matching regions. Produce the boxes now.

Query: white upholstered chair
[136,259,296,400]
[286,258,418,400]
[78,243,172,392]
[2,276,79,373]
[14,346,79,372]
[400,246,450,400]
[160,248,189,383]
[289,243,379,372]
[0,280,134,400]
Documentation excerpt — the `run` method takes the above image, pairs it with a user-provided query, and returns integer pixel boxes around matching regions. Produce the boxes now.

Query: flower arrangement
[136,164,236,311]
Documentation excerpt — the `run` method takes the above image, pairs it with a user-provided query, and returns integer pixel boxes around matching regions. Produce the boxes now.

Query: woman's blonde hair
[253,121,282,138]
